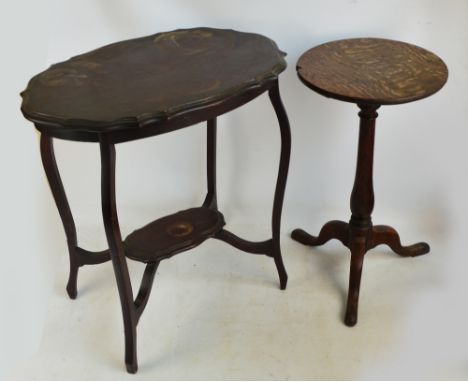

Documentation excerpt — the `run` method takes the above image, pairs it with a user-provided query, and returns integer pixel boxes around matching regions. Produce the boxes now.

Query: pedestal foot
[293,103,430,327]
[291,220,349,248]
[368,225,430,257]
[344,235,366,326]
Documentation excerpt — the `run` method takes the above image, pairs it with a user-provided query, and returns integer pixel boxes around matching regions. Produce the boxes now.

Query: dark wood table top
[297,38,448,105]
[21,28,286,140]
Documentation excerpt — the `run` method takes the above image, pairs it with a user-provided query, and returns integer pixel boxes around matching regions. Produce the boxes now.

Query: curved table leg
[100,138,138,374]
[268,80,291,290]
[214,229,273,255]
[40,134,80,299]
[292,220,349,248]
[368,225,430,257]
[134,261,159,323]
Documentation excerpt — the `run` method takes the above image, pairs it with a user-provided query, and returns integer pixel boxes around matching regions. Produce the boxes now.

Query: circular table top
[21,28,286,140]
[297,38,448,105]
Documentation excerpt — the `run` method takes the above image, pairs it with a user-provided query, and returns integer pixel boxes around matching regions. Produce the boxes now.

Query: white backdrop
[1,0,468,379]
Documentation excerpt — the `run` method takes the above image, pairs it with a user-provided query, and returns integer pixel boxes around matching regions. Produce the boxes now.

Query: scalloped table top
[297,38,448,105]
[21,28,286,134]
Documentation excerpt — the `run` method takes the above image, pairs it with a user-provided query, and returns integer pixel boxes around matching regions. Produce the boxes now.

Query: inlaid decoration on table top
[21,27,286,130]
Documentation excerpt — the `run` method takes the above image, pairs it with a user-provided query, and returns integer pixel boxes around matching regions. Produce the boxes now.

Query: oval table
[21,27,291,373]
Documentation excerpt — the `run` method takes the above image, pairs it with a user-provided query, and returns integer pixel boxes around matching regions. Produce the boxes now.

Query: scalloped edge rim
[21,27,287,132]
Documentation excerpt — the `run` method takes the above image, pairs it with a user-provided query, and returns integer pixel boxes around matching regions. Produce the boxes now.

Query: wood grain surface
[297,38,448,105]
[124,207,225,263]
[21,28,286,132]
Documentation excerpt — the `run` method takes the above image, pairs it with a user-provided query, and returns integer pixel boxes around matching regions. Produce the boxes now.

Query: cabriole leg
[99,137,138,373]
[367,224,430,256]
[268,80,291,290]
[40,134,79,299]
[292,220,349,248]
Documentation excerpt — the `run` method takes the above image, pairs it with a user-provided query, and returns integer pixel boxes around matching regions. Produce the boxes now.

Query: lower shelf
[124,207,225,263]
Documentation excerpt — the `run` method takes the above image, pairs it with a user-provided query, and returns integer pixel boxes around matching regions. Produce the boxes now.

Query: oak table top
[21,27,286,141]
[297,38,448,105]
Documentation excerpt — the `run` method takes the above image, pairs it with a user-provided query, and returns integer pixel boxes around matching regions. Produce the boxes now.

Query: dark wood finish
[346,104,379,326]
[297,38,448,105]
[100,137,138,373]
[33,81,274,144]
[124,207,225,263]
[74,247,111,266]
[214,229,274,255]
[31,29,290,373]
[292,104,430,326]
[21,28,286,142]
[295,220,349,248]
[202,118,217,210]
[40,134,79,298]
[214,80,291,290]
[268,80,291,289]
[367,225,429,255]
[134,262,159,323]
[293,38,446,326]
[40,135,110,299]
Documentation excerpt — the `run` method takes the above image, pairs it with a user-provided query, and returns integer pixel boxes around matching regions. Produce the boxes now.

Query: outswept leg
[367,225,430,257]
[292,220,349,248]
[134,262,160,323]
[291,104,429,326]
[207,84,291,290]
[40,134,79,299]
[344,233,366,326]
[268,80,291,290]
[100,137,138,373]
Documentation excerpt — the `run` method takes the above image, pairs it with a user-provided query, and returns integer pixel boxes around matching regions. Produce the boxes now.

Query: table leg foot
[100,138,139,374]
[66,259,78,299]
[273,251,288,290]
[344,236,366,327]
[124,326,138,374]
[126,362,138,374]
[292,220,349,248]
[368,225,430,257]
[40,134,82,299]
[214,229,287,289]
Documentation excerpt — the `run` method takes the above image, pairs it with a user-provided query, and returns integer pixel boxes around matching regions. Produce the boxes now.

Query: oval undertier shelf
[123,207,225,263]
